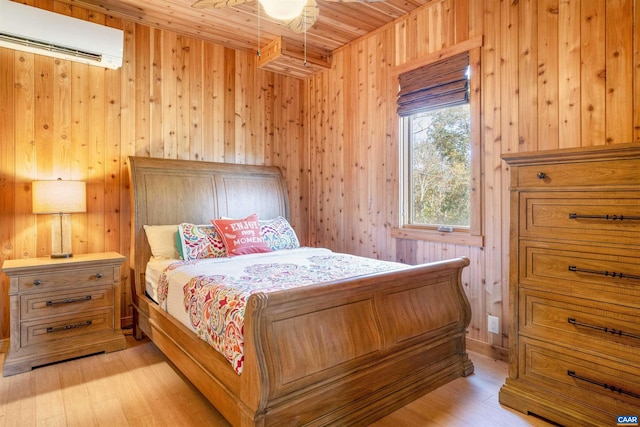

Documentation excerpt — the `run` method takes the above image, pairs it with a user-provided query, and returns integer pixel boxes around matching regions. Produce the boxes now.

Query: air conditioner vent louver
[0,33,102,63]
[0,0,123,69]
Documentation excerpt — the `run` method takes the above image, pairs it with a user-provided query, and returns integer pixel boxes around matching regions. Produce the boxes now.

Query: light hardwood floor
[0,332,553,426]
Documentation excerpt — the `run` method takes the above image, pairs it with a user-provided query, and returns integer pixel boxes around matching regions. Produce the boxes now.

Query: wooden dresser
[499,144,640,426]
[2,252,126,376]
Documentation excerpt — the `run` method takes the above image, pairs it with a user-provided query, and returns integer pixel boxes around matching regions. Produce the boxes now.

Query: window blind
[397,52,469,116]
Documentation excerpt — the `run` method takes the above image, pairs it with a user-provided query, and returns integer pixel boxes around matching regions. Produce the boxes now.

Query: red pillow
[211,214,271,256]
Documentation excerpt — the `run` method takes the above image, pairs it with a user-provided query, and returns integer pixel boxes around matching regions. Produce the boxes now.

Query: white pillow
[143,225,181,260]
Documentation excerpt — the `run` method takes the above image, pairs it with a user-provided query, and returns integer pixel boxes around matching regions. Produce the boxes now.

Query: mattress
[146,257,192,328]
[145,247,408,374]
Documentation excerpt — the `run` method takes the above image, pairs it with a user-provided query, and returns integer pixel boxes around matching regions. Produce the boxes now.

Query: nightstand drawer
[519,338,640,409]
[20,285,113,321]
[520,191,640,245]
[18,268,114,292]
[520,290,640,360]
[20,308,114,347]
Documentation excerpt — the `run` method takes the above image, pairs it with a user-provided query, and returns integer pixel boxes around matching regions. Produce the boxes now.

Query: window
[394,48,482,246]
[404,104,471,228]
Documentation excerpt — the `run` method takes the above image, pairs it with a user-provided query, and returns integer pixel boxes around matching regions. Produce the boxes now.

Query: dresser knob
[536,172,546,179]
[95,273,103,279]
[33,279,42,286]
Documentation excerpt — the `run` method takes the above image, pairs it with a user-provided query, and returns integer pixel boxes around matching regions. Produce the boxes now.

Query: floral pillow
[177,223,227,260]
[260,216,300,251]
[211,214,271,256]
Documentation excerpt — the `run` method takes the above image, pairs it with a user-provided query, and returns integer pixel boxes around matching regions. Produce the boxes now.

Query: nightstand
[2,252,127,376]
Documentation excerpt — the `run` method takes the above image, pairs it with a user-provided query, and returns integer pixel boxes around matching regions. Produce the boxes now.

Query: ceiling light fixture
[258,0,306,21]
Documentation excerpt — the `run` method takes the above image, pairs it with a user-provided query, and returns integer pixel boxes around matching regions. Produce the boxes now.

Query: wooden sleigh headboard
[127,156,290,291]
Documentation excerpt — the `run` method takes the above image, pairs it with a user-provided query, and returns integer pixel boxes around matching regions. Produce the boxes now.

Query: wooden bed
[128,156,473,426]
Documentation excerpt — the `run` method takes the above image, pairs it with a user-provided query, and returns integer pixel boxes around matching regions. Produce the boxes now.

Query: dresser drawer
[520,290,640,360]
[520,191,640,245]
[519,337,640,409]
[520,240,640,305]
[20,285,113,321]
[517,159,640,188]
[20,308,114,347]
[17,267,114,292]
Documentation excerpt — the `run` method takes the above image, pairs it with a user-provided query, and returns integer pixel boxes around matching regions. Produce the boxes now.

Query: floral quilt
[155,248,406,374]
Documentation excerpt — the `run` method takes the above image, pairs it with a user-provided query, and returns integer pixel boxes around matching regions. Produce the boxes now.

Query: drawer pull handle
[46,295,92,307]
[567,318,640,340]
[568,265,640,281]
[46,320,92,334]
[568,213,640,221]
[95,273,103,279]
[567,370,640,400]
[536,172,546,179]
[33,280,42,286]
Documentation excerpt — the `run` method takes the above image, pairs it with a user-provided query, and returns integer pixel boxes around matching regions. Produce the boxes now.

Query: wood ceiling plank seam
[316,3,388,29]
[312,19,370,40]
[347,1,412,20]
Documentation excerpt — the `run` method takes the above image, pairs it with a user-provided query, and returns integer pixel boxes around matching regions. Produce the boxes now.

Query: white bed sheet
[146,257,194,333]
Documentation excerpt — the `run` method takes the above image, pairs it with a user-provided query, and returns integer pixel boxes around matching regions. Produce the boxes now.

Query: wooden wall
[0,0,307,340]
[306,0,640,358]
[1,0,639,359]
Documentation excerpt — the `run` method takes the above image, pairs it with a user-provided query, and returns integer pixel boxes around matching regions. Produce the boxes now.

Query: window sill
[391,227,484,247]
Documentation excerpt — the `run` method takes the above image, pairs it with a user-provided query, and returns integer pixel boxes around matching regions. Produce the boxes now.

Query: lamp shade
[258,0,306,20]
[32,180,87,214]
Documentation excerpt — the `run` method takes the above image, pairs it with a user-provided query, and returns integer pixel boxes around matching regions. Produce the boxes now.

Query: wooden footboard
[240,256,472,425]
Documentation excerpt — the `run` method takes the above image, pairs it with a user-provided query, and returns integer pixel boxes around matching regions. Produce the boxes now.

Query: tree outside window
[408,104,470,228]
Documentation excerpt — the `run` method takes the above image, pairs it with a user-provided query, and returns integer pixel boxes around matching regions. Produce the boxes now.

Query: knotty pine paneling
[480,0,504,353]
[0,0,306,340]
[306,0,640,359]
[1,0,638,358]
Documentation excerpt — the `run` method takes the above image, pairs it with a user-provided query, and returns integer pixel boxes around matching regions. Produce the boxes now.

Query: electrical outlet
[488,315,500,334]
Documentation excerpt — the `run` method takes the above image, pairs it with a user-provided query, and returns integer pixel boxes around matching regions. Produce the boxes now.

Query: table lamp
[32,179,87,258]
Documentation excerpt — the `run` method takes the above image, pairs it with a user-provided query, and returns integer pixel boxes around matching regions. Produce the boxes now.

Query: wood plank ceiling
[53,0,430,77]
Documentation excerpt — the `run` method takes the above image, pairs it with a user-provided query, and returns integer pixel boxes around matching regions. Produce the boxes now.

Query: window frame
[392,44,483,247]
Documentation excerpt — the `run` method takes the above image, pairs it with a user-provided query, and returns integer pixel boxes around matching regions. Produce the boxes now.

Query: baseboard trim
[121,316,133,330]
[466,337,508,362]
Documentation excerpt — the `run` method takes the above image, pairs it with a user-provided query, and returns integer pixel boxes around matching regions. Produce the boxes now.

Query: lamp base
[51,213,74,258]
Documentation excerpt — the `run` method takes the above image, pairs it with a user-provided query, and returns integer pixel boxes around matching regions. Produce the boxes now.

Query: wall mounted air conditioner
[0,0,123,69]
